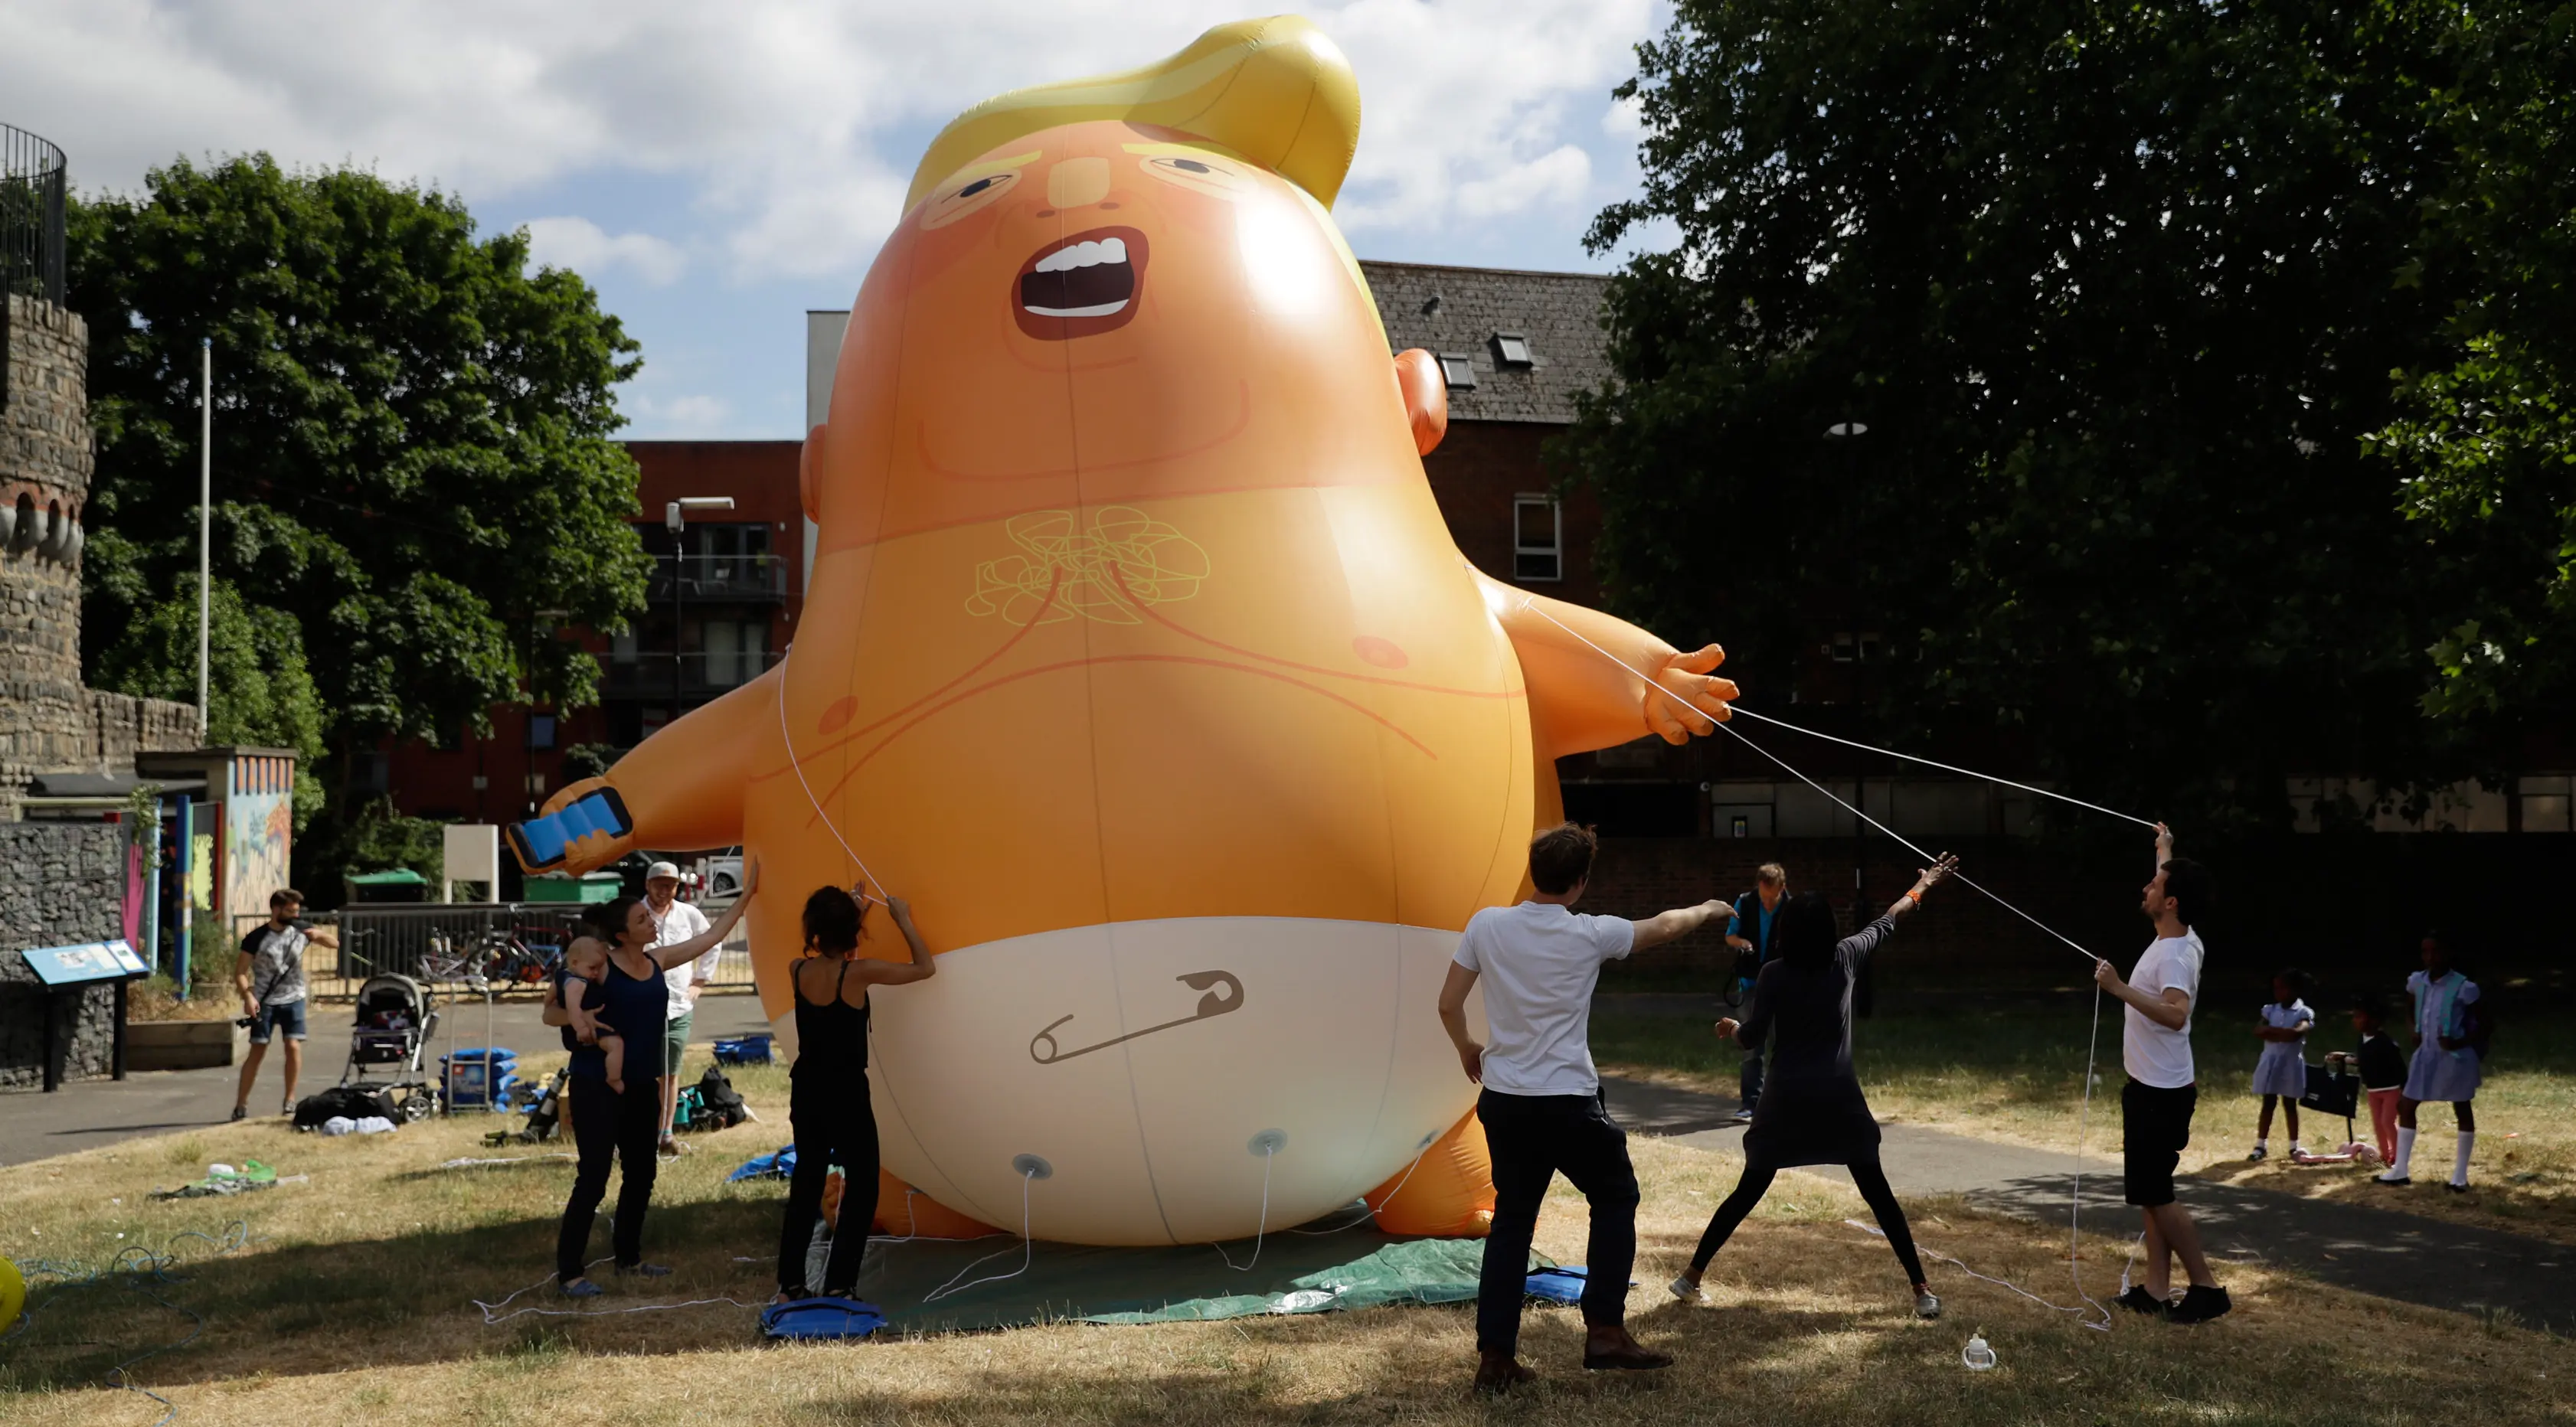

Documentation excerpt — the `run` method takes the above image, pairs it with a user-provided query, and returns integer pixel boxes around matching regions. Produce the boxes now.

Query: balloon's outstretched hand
[1646,645,1738,743]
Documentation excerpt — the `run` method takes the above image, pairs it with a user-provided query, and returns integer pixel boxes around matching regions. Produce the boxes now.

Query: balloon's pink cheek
[819,697,858,733]
[1352,635,1410,670]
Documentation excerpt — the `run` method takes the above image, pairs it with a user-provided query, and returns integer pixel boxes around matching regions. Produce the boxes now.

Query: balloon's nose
[1048,156,1112,209]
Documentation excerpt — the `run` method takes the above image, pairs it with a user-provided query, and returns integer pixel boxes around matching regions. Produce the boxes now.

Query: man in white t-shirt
[2093,822,2230,1324]
[644,861,717,1151]
[1437,822,1734,1393]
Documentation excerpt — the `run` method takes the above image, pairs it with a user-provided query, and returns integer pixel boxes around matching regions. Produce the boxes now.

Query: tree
[92,577,327,827]
[1568,0,2522,830]
[2363,1,2576,721]
[68,155,652,874]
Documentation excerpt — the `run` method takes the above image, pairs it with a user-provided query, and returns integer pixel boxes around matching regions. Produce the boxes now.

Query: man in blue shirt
[1724,864,1788,1122]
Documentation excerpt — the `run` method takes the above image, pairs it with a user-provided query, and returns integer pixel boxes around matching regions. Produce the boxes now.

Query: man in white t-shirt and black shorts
[1437,822,1734,1393]
[2093,823,2230,1324]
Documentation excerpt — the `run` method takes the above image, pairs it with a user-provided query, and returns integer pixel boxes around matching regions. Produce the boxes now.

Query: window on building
[1513,496,1562,582]
[528,714,557,751]
[2525,775,2574,833]
[1438,353,1477,389]
[1829,632,1855,663]
[1492,332,1533,368]
[610,631,638,665]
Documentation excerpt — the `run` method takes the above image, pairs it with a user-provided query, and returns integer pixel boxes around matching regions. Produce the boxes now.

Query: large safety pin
[1028,970,1244,1065]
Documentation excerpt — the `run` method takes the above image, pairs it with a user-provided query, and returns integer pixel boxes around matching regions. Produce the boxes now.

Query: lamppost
[526,608,570,817]
[1824,422,1869,932]
[665,497,734,733]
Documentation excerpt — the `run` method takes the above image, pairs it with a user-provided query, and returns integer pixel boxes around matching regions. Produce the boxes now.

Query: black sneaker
[229,1105,247,1122]
[2114,1285,2169,1318]
[2444,1182,2471,1195]
[2166,1285,2232,1324]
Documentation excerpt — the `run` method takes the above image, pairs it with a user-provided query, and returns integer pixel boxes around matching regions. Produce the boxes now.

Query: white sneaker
[1669,1276,1706,1303]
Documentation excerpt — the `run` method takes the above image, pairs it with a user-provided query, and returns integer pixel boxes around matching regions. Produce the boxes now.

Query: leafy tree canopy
[70,155,651,768]
[94,577,327,828]
[1570,0,2565,830]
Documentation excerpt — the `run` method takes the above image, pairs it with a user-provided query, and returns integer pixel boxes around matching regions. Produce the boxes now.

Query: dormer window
[1492,332,1534,368]
[1438,353,1477,389]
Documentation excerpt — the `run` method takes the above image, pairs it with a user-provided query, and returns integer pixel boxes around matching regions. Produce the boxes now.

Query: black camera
[235,1015,260,1030]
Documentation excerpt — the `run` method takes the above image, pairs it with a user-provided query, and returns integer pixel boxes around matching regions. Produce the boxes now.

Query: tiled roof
[1359,260,1612,426]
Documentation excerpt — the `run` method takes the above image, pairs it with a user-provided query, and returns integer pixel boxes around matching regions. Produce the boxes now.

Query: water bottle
[1961,1330,1997,1371]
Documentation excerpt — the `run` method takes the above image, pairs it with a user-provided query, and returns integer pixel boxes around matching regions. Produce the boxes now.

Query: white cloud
[1,1,1662,278]
[523,217,686,286]
[627,392,734,433]
[1453,145,1591,220]
[1603,93,1646,139]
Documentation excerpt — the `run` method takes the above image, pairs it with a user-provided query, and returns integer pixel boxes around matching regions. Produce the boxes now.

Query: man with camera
[231,888,338,1122]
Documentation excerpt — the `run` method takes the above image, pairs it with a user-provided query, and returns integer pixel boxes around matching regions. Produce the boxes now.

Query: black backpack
[293,1085,398,1130]
[691,1065,750,1131]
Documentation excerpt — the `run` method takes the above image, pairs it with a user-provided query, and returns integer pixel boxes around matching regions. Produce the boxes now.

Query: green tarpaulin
[839,1223,1541,1336]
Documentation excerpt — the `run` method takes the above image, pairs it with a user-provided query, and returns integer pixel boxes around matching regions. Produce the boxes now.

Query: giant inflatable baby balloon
[512,16,1736,1246]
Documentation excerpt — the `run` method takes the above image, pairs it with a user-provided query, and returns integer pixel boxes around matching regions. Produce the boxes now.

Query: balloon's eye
[959,177,997,198]
[1171,159,1211,174]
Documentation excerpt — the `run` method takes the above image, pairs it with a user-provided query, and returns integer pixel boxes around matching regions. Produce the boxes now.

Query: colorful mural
[221,755,294,925]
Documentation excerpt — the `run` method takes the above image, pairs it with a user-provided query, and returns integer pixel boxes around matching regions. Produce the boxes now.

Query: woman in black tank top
[774,885,937,1303]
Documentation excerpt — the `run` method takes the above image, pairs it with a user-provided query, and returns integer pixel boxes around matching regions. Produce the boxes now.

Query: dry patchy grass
[3,1051,2570,1425]
[1595,1002,2576,1246]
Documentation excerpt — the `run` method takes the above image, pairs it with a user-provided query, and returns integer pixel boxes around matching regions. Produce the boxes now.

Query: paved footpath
[1602,1074,2576,1332]
[0,991,774,1170]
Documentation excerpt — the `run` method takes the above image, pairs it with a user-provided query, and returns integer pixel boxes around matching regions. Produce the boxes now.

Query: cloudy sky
[5,1,1672,438]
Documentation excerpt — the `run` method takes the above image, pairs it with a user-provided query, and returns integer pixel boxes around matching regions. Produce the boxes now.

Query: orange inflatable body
[521,17,1733,1246]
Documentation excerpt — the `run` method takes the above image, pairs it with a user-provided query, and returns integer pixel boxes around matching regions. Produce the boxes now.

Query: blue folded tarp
[729,1145,798,1181]
[761,1295,885,1340]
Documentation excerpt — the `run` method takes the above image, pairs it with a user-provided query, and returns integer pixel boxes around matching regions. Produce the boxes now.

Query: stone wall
[0,296,195,821]
[0,295,100,819]
[0,821,129,1089]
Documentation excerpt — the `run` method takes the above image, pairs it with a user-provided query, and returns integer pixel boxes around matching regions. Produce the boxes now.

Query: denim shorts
[250,1000,308,1044]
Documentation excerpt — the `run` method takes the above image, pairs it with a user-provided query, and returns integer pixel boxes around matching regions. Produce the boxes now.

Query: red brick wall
[1420,420,1601,609]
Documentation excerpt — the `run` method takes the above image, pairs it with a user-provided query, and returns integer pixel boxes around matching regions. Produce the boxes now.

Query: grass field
[1593,999,2576,1246]
[4,1047,2571,1425]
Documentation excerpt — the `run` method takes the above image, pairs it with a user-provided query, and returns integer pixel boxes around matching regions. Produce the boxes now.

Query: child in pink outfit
[2351,998,2406,1165]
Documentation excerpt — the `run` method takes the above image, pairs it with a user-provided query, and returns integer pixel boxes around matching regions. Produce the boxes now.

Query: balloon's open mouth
[1016,227,1148,340]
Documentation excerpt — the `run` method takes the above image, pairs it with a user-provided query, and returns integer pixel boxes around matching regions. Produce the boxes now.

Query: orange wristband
[1904,889,1922,906]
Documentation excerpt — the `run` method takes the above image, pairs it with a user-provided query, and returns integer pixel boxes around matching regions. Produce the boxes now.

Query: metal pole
[672,527,685,730]
[197,337,211,739]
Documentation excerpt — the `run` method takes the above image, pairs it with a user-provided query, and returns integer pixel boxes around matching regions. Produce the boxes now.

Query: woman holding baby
[544,862,757,1297]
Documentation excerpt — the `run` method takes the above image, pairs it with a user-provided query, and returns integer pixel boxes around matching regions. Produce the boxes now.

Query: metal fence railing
[230,903,757,1000]
[2,122,70,419]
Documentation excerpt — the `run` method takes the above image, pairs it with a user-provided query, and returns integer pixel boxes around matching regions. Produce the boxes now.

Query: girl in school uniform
[2247,968,2314,1161]
[2375,933,2485,1192]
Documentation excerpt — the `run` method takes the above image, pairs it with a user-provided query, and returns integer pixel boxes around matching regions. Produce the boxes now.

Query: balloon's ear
[799,423,826,523]
[1393,349,1447,456]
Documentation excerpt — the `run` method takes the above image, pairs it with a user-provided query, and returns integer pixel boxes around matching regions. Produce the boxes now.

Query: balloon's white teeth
[1033,237,1130,274]
[1025,301,1129,318]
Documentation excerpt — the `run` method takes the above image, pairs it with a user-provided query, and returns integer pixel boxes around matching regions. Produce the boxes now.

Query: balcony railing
[603,649,785,698]
[645,553,789,603]
[3,123,68,419]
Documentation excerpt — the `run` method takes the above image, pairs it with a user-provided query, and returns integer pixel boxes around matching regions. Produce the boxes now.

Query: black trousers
[776,1079,881,1295]
[1688,1154,1927,1286]
[557,1073,661,1280]
[1476,1089,1638,1355]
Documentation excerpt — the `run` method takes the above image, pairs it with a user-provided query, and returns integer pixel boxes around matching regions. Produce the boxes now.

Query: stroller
[343,972,442,1121]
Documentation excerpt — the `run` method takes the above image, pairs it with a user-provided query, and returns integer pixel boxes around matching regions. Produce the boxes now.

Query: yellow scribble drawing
[967,508,1210,626]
